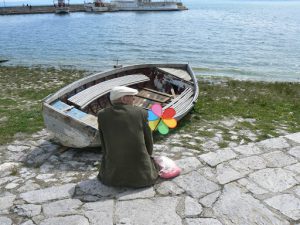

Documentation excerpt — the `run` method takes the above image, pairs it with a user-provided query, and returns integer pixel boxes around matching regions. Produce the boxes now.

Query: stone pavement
[0,129,300,225]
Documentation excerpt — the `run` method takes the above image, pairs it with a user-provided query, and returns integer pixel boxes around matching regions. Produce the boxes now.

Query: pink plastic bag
[154,156,181,179]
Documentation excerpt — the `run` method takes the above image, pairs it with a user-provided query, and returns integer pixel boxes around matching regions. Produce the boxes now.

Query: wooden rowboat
[42,63,199,148]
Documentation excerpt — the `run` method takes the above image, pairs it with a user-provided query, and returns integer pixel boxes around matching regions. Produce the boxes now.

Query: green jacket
[97,104,158,188]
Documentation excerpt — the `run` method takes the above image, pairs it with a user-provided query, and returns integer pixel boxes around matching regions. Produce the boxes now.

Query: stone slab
[0,194,16,211]
[14,204,41,217]
[42,199,82,217]
[185,218,223,225]
[155,181,184,196]
[199,191,221,207]
[40,215,89,225]
[258,137,290,150]
[232,143,262,156]
[262,151,297,167]
[285,132,300,144]
[265,194,300,220]
[213,183,290,225]
[216,164,244,184]
[20,183,76,204]
[185,196,203,216]
[82,200,114,225]
[199,149,237,167]
[288,146,300,159]
[115,197,181,225]
[229,156,267,175]
[116,187,155,200]
[75,179,125,198]
[174,171,220,198]
[238,178,268,195]
[249,168,297,192]
[175,157,203,174]
[0,217,12,225]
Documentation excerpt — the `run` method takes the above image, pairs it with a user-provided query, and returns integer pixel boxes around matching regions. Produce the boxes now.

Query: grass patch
[179,78,300,141]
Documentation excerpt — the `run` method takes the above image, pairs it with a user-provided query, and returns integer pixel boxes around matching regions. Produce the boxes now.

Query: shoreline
[1,63,300,83]
[0,4,85,15]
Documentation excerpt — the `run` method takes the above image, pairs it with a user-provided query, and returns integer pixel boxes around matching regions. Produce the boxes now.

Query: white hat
[110,86,138,101]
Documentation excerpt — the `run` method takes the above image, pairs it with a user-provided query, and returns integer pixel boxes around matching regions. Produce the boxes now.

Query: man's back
[97,104,158,188]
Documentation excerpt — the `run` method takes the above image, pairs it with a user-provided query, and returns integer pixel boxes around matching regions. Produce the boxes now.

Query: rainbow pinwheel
[148,103,177,135]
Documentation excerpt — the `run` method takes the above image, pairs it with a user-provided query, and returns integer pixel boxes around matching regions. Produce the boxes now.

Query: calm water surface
[0,0,300,81]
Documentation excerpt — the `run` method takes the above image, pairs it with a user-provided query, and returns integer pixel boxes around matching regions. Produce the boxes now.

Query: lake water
[0,0,300,81]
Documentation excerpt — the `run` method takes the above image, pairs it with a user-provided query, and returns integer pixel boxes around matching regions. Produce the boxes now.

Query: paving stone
[75,178,125,198]
[237,178,268,195]
[0,194,16,211]
[285,163,300,174]
[184,196,203,216]
[83,200,114,225]
[25,146,57,167]
[249,168,297,192]
[20,183,76,204]
[5,182,19,189]
[0,162,20,178]
[155,181,184,196]
[202,140,219,151]
[285,132,300,144]
[262,151,297,167]
[199,167,217,182]
[175,157,203,174]
[213,183,290,225]
[199,191,221,207]
[0,176,18,186]
[216,164,244,184]
[265,194,300,220]
[43,199,82,217]
[0,217,12,225]
[294,186,300,197]
[288,146,300,159]
[174,171,220,198]
[17,180,40,192]
[185,218,223,225]
[199,148,237,167]
[258,137,290,150]
[7,145,30,152]
[116,187,155,200]
[36,173,54,180]
[115,197,181,225]
[14,204,41,217]
[40,215,89,225]
[20,220,35,225]
[229,156,267,175]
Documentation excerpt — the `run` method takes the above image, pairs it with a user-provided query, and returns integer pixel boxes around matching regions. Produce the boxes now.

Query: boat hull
[43,63,199,148]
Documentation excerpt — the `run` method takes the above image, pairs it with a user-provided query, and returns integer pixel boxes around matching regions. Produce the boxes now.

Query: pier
[0,4,85,15]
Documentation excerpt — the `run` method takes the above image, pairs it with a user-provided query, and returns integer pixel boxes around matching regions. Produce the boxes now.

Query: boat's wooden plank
[68,74,149,109]
[174,96,194,113]
[143,87,173,97]
[158,67,192,81]
[136,90,170,103]
[163,87,193,109]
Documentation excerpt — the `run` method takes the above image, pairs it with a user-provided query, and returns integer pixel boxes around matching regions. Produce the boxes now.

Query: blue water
[1,0,300,81]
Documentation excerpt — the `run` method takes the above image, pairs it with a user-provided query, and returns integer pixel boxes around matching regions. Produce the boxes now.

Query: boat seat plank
[136,89,171,103]
[68,74,150,109]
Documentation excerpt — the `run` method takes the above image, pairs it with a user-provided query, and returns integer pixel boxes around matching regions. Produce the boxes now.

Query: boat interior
[48,66,195,128]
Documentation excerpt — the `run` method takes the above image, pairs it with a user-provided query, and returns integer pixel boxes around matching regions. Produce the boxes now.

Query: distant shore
[0,4,85,15]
